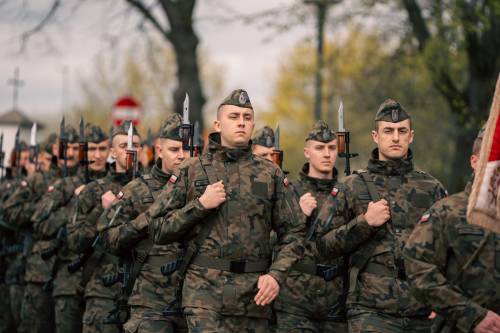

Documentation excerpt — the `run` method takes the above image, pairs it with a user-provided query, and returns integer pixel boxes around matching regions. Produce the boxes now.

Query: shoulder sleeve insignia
[419,212,431,224]
[21,180,28,187]
[116,191,124,200]
[169,174,178,184]
[331,187,339,196]
[283,177,289,187]
[47,185,54,192]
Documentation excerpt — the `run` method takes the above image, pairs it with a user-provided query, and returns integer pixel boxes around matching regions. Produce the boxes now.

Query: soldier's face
[37,151,53,172]
[157,139,186,173]
[110,134,141,172]
[88,140,110,172]
[19,150,30,167]
[252,145,274,162]
[304,139,338,176]
[372,120,414,161]
[60,143,79,168]
[214,105,255,148]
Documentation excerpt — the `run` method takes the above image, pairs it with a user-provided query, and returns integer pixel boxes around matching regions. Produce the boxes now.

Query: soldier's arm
[149,165,211,244]
[316,184,378,258]
[2,178,38,227]
[404,209,488,332]
[269,170,306,285]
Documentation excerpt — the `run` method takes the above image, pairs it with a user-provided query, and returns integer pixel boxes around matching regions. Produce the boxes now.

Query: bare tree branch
[125,0,169,37]
[19,0,61,53]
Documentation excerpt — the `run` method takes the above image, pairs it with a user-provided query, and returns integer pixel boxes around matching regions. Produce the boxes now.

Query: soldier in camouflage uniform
[274,120,347,332]
[404,129,500,332]
[67,120,141,333]
[98,114,189,333]
[19,125,80,333]
[30,124,110,333]
[147,89,305,333]
[252,126,275,161]
[315,99,447,332]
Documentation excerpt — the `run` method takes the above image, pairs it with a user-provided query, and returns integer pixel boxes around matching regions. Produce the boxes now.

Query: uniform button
[222,276,228,284]
[391,200,396,205]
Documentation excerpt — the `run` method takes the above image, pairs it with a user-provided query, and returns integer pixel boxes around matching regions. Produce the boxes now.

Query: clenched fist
[199,180,226,210]
[474,311,500,333]
[101,190,117,209]
[299,192,317,217]
[364,199,390,227]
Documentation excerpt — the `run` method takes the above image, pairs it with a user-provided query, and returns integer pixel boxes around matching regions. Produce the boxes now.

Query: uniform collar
[207,132,252,162]
[367,148,414,176]
[150,158,171,185]
[108,162,135,186]
[299,163,338,192]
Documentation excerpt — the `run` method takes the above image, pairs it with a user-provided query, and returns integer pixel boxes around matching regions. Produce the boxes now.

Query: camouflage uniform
[274,121,347,333]
[403,182,500,332]
[99,114,187,333]
[316,100,447,333]
[67,121,138,333]
[148,89,306,333]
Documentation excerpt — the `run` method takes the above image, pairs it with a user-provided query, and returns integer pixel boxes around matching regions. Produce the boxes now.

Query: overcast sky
[0,0,322,119]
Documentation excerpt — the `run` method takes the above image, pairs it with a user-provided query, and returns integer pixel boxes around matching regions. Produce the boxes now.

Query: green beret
[305,120,336,143]
[65,125,79,143]
[112,120,141,138]
[85,124,108,143]
[159,114,183,141]
[219,89,253,110]
[40,133,58,154]
[375,99,410,123]
[252,126,275,148]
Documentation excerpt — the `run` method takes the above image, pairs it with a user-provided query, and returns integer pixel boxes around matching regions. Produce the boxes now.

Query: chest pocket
[410,191,432,208]
[194,178,210,195]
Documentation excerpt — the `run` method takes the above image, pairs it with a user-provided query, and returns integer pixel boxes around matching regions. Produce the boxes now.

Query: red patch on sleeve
[419,213,430,223]
[331,187,339,196]
[169,175,178,184]
[283,177,289,187]
[47,185,54,192]
[116,191,124,200]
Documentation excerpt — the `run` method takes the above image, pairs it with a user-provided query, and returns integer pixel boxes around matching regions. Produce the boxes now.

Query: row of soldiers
[0,88,498,333]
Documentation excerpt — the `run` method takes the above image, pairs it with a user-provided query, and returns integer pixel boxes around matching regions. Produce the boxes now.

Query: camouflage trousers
[123,306,188,333]
[0,283,15,333]
[9,284,24,327]
[348,308,432,333]
[20,283,55,333]
[275,311,348,333]
[184,307,269,333]
[54,295,83,333]
[82,298,121,333]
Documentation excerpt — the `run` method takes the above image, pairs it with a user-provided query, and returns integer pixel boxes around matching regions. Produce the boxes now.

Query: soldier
[252,126,275,161]
[273,120,347,332]
[146,89,305,332]
[30,123,110,333]
[403,129,500,332]
[315,99,447,332]
[67,120,140,333]
[98,114,189,332]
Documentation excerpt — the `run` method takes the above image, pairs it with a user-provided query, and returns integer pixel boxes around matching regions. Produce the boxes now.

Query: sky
[0,0,322,119]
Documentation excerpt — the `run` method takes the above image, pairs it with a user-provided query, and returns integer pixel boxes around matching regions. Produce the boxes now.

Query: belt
[191,255,269,274]
[293,262,346,281]
[364,261,406,280]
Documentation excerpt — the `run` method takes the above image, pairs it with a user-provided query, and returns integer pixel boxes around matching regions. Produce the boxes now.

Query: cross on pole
[7,67,24,110]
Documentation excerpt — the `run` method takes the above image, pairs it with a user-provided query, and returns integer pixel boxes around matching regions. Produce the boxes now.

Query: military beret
[158,114,183,141]
[374,99,411,123]
[252,126,275,148]
[65,125,79,143]
[40,133,58,154]
[112,120,141,138]
[305,120,337,143]
[85,123,108,143]
[219,89,253,110]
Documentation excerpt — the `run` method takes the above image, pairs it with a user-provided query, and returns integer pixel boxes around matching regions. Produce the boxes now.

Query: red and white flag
[468,74,500,233]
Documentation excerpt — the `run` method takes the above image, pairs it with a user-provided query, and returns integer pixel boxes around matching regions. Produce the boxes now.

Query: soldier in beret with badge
[252,126,275,162]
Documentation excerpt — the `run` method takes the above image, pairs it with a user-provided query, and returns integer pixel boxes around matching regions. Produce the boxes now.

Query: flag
[467,73,500,233]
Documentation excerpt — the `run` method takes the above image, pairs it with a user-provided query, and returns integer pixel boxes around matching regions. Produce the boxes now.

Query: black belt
[293,262,345,281]
[191,255,269,274]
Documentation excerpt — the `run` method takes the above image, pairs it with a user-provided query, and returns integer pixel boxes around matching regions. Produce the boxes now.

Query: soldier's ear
[371,130,379,144]
[213,119,221,133]
[409,129,415,144]
[303,147,310,160]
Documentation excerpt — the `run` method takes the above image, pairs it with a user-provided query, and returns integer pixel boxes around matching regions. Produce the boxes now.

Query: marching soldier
[98,114,189,332]
[147,89,305,332]
[274,121,347,332]
[315,99,447,332]
[252,126,275,161]
[404,129,500,332]
[67,120,140,333]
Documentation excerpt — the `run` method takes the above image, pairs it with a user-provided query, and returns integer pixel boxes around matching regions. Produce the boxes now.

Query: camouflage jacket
[66,164,134,299]
[148,133,305,318]
[403,182,500,332]
[274,163,346,320]
[99,158,182,314]
[316,149,447,316]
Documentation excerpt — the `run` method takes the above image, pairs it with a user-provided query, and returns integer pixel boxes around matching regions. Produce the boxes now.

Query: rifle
[59,117,68,177]
[181,93,195,157]
[125,122,138,179]
[145,128,155,165]
[79,116,90,184]
[271,124,284,168]
[336,101,358,176]
[0,133,4,179]
[29,123,39,169]
[11,127,21,179]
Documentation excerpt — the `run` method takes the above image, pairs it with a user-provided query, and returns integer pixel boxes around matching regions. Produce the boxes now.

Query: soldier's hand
[74,184,86,197]
[101,191,117,209]
[299,192,317,217]
[474,311,500,333]
[364,199,390,227]
[254,274,279,306]
[25,162,36,177]
[199,180,226,209]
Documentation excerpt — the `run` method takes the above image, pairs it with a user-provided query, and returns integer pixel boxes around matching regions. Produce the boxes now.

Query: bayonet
[193,121,202,156]
[14,127,21,179]
[181,93,194,156]
[271,124,284,168]
[79,116,90,183]
[29,122,39,167]
[0,133,4,179]
[336,100,358,176]
[59,117,68,177]
[125,122,137,179]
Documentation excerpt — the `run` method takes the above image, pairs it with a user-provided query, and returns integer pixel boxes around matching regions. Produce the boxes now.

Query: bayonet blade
[193,121,200,146]
[183,93,190,125]
[127,122,133,150]
[30,123,37,146]
[275,124,280,150]
[15,127,20,151]
[60,117,66,140]
[79,116,85,142]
